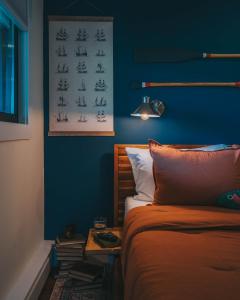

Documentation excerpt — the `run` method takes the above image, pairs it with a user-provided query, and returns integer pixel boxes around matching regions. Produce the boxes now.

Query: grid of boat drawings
[48,17,114,135]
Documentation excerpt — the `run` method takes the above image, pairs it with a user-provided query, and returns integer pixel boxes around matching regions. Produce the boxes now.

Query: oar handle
[204,53,240,58]
[143,82,240,88]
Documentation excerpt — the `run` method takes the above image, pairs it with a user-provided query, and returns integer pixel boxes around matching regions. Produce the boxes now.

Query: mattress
[125,196,150,217]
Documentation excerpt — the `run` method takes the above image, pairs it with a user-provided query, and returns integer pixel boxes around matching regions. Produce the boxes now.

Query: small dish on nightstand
[93,231,121,248]
[85,227,122,255]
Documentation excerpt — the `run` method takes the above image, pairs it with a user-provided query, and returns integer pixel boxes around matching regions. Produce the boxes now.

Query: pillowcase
[125,147,154,201]
[149,140,240,206]
[217,190,240,209]
[126,144,234,202]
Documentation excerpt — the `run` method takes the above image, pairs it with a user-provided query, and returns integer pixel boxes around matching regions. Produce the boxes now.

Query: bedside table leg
[106,254,122,300]
[105,254,118,300]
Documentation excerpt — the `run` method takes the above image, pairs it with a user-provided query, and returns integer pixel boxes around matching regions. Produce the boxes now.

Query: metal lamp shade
[131,96,165,118]
[131,102,160,118]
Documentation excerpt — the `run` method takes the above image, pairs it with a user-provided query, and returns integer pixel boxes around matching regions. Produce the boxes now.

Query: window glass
[0,8,18,122]
[0,4,28,125]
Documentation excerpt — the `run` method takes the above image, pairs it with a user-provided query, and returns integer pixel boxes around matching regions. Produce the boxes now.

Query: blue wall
[44,0,240,239]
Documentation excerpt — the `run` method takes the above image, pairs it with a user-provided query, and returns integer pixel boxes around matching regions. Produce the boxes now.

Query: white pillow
[125,148,155,202]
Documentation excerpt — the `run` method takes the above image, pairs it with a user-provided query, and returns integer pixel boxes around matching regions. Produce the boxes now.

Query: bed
[114,144,240,300]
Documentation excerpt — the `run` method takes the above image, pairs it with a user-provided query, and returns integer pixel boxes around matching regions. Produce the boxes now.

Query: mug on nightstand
[94,217,107,230]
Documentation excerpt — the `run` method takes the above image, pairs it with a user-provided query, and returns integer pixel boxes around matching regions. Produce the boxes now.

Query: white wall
[0,0,44,298]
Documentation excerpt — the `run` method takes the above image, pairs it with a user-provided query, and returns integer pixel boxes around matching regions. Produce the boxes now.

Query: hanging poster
[48,16,114,136]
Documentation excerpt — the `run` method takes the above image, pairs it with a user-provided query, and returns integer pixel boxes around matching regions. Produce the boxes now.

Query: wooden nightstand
[85,227,123,300]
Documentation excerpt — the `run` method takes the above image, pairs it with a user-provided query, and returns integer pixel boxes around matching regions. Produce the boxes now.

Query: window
[0,6,28,124]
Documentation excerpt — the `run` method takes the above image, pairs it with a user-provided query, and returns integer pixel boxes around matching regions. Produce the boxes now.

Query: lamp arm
[151,100,165,116]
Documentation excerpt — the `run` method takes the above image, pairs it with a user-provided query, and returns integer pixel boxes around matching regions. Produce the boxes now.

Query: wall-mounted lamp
[131,96,165,120]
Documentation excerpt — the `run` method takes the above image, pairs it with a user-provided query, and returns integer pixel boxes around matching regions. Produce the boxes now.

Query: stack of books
[53,233,106,293]
[54,233,86,278]
[68,261,105,290]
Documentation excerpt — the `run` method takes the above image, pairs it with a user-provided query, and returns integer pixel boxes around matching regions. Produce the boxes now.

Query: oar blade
[134,48,202,63]
[130,81,144,89]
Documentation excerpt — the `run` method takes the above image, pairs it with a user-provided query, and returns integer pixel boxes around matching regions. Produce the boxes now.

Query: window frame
[0,2,31,142]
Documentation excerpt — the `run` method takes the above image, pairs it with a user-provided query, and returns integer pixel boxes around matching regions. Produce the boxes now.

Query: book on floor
[69,261,104,281]
[69,273,94,282]
[65,277,103,290]
[56,233,86,246]
[58,262,75,270]
[57,256,83,261]
[56,247,84,253]
[58,270,69,276]
[57,252,83,257]
[56,243,84,250]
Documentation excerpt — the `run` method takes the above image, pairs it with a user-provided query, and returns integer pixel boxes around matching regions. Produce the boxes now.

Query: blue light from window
[0,8,15,115]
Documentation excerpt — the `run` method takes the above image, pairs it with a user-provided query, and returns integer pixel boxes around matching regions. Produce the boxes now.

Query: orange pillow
[149,140,240,206]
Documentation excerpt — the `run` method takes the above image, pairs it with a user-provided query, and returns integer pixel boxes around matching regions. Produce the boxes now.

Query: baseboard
[26,247,51,300]
[4,240,53,300]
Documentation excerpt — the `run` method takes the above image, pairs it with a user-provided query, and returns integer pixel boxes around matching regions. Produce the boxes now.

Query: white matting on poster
[48,16,114,136]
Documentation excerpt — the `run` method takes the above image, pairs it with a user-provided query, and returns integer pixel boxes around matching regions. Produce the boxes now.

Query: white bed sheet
[125,196,150,217]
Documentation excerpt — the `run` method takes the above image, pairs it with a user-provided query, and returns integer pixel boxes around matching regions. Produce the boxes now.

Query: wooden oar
[131,81,240,89]
[134,48,240,63]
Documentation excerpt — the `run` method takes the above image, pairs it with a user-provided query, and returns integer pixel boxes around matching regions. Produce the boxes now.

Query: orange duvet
[122,205,240,300]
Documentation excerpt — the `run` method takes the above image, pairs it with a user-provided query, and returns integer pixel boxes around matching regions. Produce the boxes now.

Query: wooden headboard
[114,144,205,226]
[114,144,147,226]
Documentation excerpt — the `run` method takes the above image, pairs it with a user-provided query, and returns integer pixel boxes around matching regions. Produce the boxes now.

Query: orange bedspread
[122,205,240,300]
